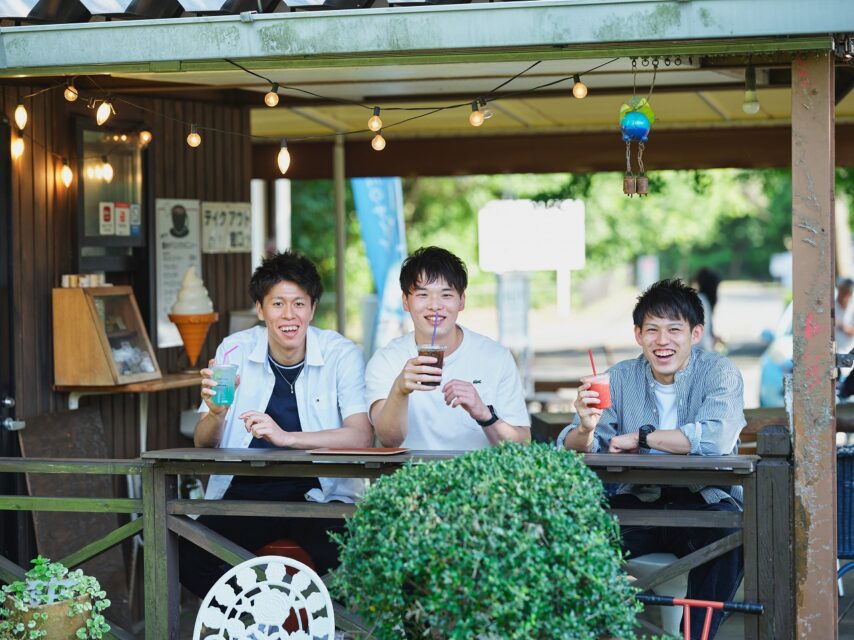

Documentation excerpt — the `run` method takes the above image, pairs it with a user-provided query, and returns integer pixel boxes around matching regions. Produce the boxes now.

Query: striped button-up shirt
[556,347,746,505]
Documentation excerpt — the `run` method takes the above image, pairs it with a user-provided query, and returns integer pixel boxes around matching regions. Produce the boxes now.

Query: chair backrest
[193,555,335,640]
[838,446,854,559]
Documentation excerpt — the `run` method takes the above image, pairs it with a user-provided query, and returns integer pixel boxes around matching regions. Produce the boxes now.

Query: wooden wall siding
[1,85,251,459]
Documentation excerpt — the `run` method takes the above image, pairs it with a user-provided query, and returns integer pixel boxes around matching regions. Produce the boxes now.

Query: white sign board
[155,198,203,348]
[202,201,252,253]
[477,199,585,273]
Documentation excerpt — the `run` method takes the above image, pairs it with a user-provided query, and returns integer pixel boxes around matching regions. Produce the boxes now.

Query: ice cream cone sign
[169,266,218,367]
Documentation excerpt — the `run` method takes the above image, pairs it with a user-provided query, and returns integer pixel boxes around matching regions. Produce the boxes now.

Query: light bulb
[187,124,201,148]
[480,101,494,120]
[14,104,27,130]
[96,100,113,126]
[742,65,760,115]
[120,134,127,142]
[94,164,103,180]
[371,132,386,151]
[60,159,73,188]
[368,107,383,132]
[10,134,24,159]
[277,139,291,175]
[86,165,96,180]
[572,75,588,99]
[63,82,78,103]
[101,156,113,183]
[139,130,152,146]
[264,83,279,107]
[469,101,484,127]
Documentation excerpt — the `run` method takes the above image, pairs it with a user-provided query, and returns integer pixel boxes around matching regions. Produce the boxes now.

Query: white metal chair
[193,555,335,640]
[626,553,688,637]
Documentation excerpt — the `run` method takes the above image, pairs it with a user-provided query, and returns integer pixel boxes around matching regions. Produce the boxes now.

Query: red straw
[588,349,598,376]
[223,345,238,364]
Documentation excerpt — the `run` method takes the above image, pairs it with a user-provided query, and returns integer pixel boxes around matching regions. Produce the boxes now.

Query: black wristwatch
[476,405,500,428]
[638,424,656,450]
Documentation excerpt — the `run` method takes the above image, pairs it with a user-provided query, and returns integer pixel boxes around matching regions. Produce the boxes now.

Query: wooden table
[139,447,766,640]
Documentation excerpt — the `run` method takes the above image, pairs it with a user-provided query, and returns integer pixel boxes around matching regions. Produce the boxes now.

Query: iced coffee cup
[212,364,238,405]
[582,372,611,410]
[417,344,447,387]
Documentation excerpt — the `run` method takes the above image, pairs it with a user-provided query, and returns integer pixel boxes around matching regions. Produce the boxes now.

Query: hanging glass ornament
[620,60,658,197]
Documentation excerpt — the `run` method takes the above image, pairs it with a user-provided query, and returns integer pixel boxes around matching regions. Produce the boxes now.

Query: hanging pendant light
[277,139,291,175]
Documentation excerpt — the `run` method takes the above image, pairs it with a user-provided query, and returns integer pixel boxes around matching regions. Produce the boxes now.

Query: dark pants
[610,489,744,640]
[178,480,345,599]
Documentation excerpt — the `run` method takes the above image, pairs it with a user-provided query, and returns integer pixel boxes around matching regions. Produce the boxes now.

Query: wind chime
[621,58,657,197]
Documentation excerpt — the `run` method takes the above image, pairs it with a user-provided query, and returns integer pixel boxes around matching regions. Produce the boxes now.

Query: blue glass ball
[621,111,651,143]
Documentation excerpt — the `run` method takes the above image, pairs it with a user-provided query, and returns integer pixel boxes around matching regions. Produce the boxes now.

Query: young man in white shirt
[366,246,530,450]
[180,251,372,598]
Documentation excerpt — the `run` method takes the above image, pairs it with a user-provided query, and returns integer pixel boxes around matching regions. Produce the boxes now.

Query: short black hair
[839,278,854,295]
[399,246,468,295]
[633,278,704,328]
[249,250,323,305]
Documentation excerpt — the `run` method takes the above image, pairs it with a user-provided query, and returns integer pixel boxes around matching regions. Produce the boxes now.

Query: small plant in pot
[332,442,640,639]
[0,556,111,639]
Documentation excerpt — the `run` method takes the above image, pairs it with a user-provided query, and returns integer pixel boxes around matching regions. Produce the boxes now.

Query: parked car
[758,302,793,407]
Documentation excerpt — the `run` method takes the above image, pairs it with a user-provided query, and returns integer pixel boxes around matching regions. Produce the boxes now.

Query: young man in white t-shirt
[366,246,530,450]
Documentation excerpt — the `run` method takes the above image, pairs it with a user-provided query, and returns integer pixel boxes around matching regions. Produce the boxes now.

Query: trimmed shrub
[332,442,639,639]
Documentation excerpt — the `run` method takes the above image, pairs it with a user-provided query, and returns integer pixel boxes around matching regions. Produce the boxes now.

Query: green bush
[332,442,640,639]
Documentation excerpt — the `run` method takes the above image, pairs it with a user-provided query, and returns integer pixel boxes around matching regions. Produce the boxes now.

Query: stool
[626,553,687,637]
[255,538,315,570]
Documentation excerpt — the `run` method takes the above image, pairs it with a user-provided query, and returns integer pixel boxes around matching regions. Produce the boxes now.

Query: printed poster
[115,202,130,236]
[130,204,142,237]
[201,201,252,253]
[98,202,115,235]
[155,198,202,348]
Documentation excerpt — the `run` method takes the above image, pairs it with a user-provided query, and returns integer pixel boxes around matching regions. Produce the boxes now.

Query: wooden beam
[791,52,836,639]
[254,124,854,180]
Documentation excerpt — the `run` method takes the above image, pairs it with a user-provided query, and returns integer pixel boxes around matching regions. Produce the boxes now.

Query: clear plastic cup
[212,364,238,405]
[582,372,611,409]
[417,344,447,387]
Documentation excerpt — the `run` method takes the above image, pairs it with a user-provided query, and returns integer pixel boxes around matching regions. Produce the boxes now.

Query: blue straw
[431,312,438,345]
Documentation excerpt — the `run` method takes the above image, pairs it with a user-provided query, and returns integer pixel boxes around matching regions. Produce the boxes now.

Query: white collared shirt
[202,325,368,503]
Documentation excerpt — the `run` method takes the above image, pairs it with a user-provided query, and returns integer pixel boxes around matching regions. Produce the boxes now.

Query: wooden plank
[155,467,180,639]
[167,513,254,568]
[59,519,143,569]
[609,509,741,529]
[168,498,356,519]
[0,496,141,513]
[634,531,743,592]
[0,553,25,583]
[142,465,160,640]
[0,458,143,474]
[742,474,759,640]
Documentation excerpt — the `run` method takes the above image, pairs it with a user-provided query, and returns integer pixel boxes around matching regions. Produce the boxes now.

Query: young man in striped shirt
[558,279,745,640]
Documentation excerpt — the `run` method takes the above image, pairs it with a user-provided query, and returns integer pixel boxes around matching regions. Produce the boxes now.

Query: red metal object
[637,593,763,640]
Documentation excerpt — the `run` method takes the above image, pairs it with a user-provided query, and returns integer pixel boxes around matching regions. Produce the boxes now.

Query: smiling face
[634,313,704,384]
[256,280,316,364]
[403,275,465,348]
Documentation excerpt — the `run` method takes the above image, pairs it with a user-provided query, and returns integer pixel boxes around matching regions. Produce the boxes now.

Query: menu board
[201,201,252,253]
[155,198,202,348]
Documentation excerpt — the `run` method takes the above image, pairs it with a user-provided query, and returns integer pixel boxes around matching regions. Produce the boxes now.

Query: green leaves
[331,443,640,639]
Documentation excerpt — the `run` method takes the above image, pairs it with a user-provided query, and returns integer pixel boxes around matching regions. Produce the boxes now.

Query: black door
[0,116,28,566]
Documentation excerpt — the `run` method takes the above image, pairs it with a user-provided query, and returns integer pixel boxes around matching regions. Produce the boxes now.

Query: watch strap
[638,425,656,449]
[476,404,500,428]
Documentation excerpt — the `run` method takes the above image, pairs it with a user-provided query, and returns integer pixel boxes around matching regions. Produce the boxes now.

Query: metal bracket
[2,418,25,431]
[836,350,854,369]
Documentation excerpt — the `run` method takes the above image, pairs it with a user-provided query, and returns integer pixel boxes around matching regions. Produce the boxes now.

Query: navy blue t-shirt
[231,356,320,494]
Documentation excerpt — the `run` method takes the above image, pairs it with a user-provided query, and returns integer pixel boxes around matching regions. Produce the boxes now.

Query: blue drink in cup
[212,363,238,405]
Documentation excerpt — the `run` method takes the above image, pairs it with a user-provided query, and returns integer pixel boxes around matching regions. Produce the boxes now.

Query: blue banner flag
[352,177,408,354]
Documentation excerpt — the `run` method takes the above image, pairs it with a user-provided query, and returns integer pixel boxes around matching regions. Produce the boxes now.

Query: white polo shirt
[365,326,530,451]
[202,325,368,504]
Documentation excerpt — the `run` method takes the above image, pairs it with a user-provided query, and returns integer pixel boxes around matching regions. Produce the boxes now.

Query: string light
[469,101,484,127]
[479,98,493,120]
[63,81,79,103]
[14,104,27,130]
[742,65,760,115]
[101,156,114,183]
[10,131,24,159]
[277,139,291,174]
[187,124,201,148]
[96,98,114,125]
[371,131,386,151]
[60,158,73,188]
[368,107,383,132]
[572,75,588,99]
[264,83,280,108]
[139,130,153,146]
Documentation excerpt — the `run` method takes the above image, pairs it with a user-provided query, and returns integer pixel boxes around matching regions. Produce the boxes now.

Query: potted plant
[332,442,640,639]
[0,556,111,639]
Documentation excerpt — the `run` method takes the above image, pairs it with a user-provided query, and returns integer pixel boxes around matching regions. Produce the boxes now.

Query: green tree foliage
[332,443,640,639]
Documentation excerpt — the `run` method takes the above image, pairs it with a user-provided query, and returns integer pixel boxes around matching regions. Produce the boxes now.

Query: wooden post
[334,134,346,335]
[756,425,794,639]
[791,51,836,638]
